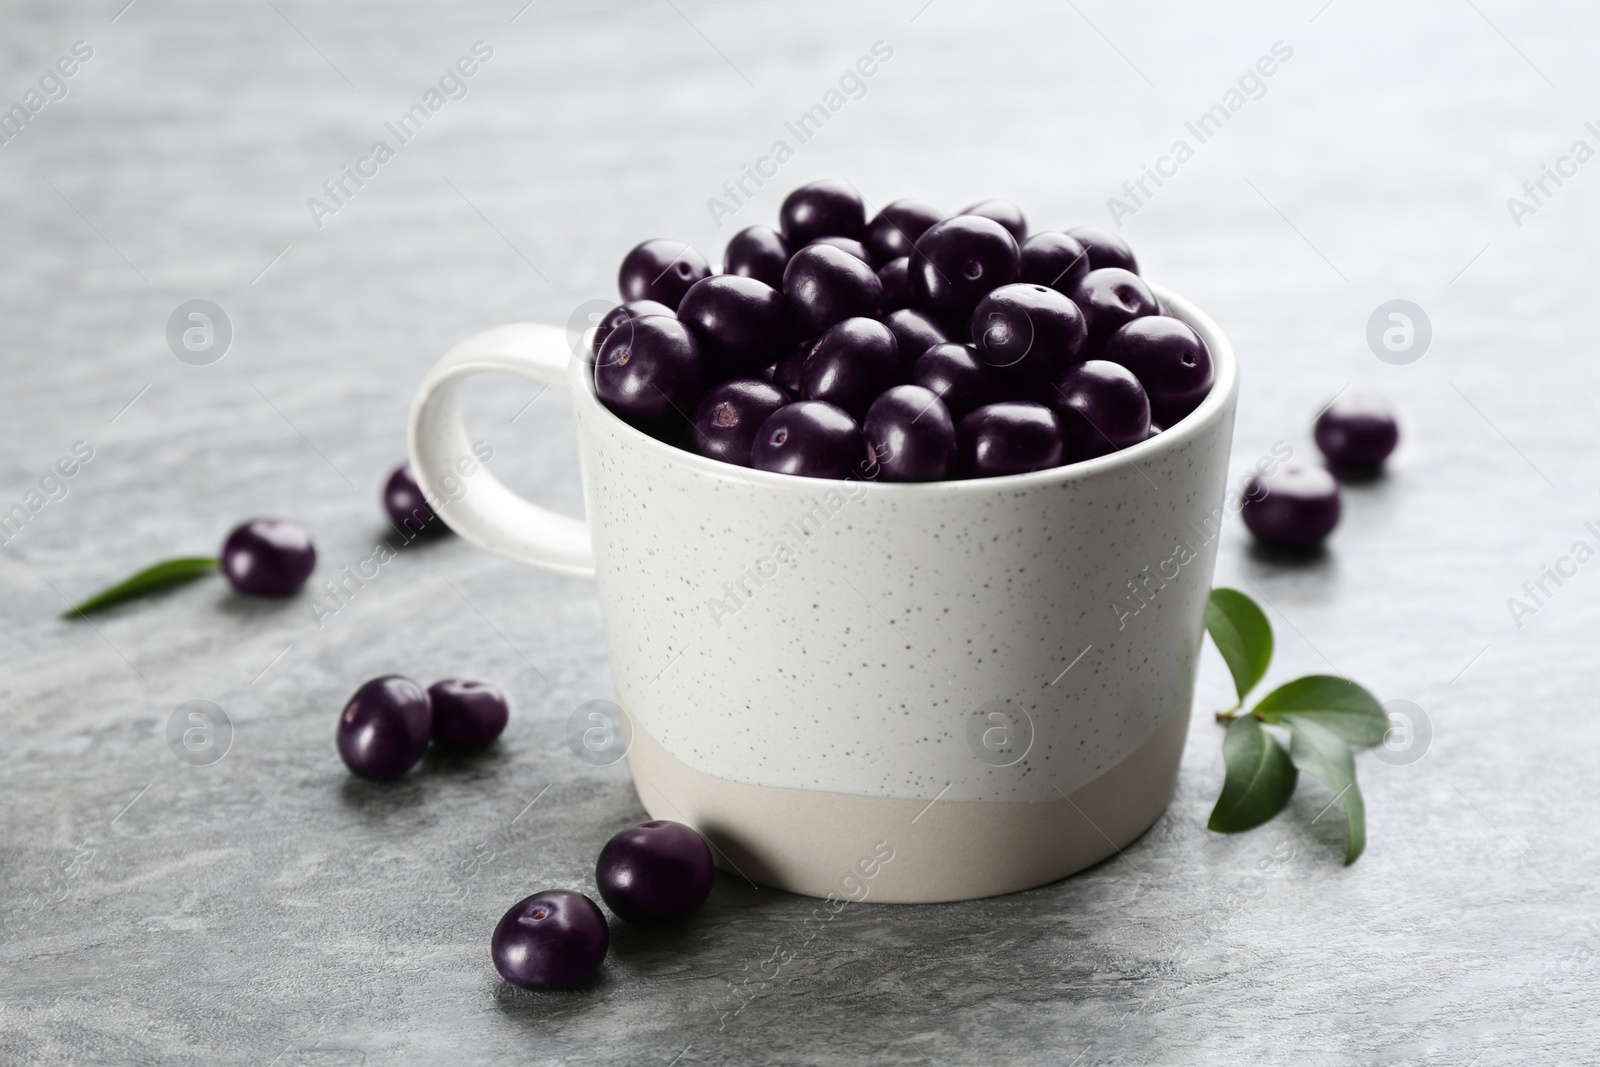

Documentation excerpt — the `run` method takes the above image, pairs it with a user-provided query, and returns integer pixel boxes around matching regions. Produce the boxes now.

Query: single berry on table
[970,282,1086,383]
[780,179,865,245]
[677,274,789,377]
[1314,394,1399,470]
[723,226,790,290]
[594,315,707,431]
[1050,359,1151,459]
[1101,315,1214,427]
[596,820,716,924]
[221,519,316,597]
[799,317,899,419]
[492,890,610,988]
[908,215,1021,329]
[384,464,441,537]
[1067,226,1139,274]
[617,239,710,310]
[956,402,1065,478]
[751,401,866,479]
[913,342,998,420]
[960,198,1027,242]
[691,379,790,467]
[782,244,883,334]
[336,675,433,781]
[864,198,945,263]
[865,385,956,482]
[1020,231,1091,296]
[428,678,509,750]
[1242,465,1342,548]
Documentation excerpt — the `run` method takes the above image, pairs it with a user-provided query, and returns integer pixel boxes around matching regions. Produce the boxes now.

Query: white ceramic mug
[409,284,1238,903]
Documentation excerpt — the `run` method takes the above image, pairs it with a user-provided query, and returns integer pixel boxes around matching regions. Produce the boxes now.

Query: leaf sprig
[1204,588,1388,865]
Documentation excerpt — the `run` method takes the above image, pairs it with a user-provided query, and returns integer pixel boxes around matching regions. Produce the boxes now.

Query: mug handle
[407,322,595,579]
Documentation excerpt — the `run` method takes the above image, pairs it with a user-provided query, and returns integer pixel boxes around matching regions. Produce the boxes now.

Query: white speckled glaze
[411,285,1237,899]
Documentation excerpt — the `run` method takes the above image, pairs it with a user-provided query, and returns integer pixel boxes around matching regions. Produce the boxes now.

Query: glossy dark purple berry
[809,235,873,265]
[596,820,716,924]
[336,675,433,781]
[1050,360,1151,460]
[1020,232,1091,296]
[865,385,955,481]
[864,198,945,263]
[677,274,789,376]
[428,678,509,750]
[774,339,811,396]
[782,244,882,334]
[909,215,1021,329]
[618,239,710,310]
[752,401,866,479]
[956,402,1065,478]
[780,179,865,245]
[970,283,1087,383]
[960,198,1027,243]
[1314,395,1399,470]
[912,342,997,420]
[799,317,899,420]
[1067,226,1139,274]
[492,890,609,988]
[1074,268,1159,353]
[1102,315,1214,427]
[723,225,790,290]
[594,315,707,430]
[592,300,674,358]
[883,309,949,375]
[221,519,316,597]
[878,257,913,311]
[691,378,789,467]
[384,464,441,537]
[1243,465,1342,547]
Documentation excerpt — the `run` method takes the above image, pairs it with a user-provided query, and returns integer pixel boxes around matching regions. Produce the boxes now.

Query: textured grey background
[1,0,1595,1063]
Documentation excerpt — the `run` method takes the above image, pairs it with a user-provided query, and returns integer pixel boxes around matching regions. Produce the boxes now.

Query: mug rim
[571,281,1236,493]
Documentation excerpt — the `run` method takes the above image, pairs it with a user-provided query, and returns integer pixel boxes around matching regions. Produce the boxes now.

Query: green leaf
[62,557,219,618]
[1253,675,1389,747]
[1208,714,1298,834]
[1205,588,1273,707]
[1282,716,1366,865]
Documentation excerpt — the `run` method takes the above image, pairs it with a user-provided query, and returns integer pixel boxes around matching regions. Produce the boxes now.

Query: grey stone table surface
[1,0,1596,1063]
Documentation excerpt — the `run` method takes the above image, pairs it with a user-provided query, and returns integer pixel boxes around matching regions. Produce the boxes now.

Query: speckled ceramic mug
[409,285,1237,903]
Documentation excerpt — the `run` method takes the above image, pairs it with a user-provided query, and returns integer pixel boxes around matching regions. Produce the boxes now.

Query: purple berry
[878,257,913,312]
[1050,360,1151,460]
[1067,226,1139,274]
[864,198,945,263]
[774,339,811,396]
[809,235,873,265]
[912,342,997,420]
[1314,395,1399,470]
[800,317,900,419]
[594,315,707,430]
[618,239,710,310]
[427,678,509,750]
[220,519,316,597]
[677,274,789,377]
[384,464,441,537]
[1073,268,1159,353]
[592,300,674,359]
[865,385,955,481]
[595,820,716,924]
[956,402,1065,478]
[336,675,433,781]
[691,379,790,467]
[883,308,950,376]
[1020,232,1091,297]
[751,401,865,479]
[909,215,1021,329]
[970,282,1087,383]
[1102,316,1214,427]
[960,198,1027,243]
[492,890,609,988]
[782,244,883,334]
[723,225,790,290]
[1242,465,1342,547]
[780,179,865,245]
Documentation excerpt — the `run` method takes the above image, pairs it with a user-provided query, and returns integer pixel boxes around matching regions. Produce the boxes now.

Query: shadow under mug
[409,284,1238,903]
